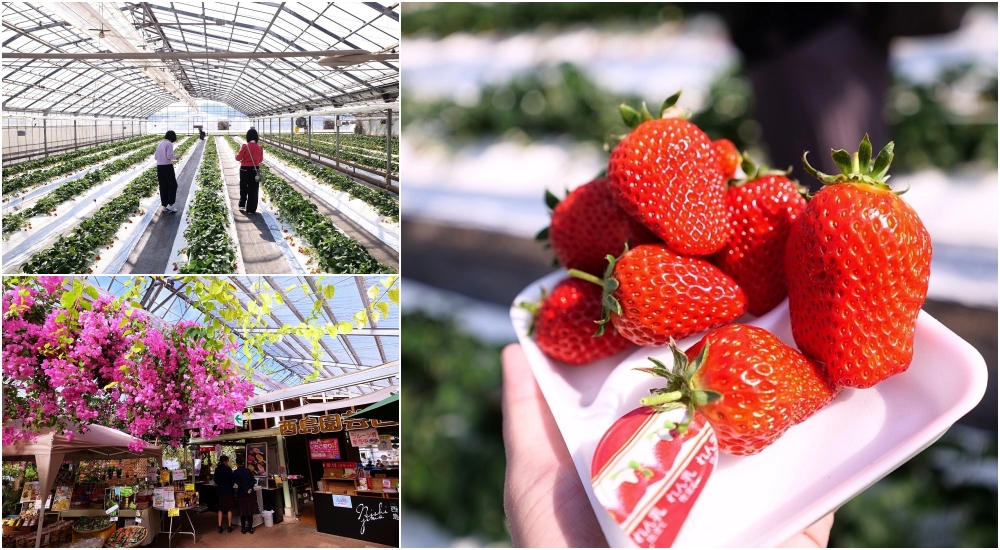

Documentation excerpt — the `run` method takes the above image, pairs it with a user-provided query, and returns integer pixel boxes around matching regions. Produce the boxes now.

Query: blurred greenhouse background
[400,3,997,547]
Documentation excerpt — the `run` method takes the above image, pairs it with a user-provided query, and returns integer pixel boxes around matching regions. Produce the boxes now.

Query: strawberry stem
[640,391,683,407]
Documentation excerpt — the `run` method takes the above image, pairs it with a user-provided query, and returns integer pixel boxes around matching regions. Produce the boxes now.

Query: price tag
[105,504,119,516]
[184,483,194,491]
[135,517,142,525]
[168,508,179,517]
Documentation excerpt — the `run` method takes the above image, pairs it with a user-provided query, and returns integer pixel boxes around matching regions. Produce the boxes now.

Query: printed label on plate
[591,407,718,548]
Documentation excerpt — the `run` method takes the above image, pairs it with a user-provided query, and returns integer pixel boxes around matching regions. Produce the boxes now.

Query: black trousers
[156,164,178,206]
[239,167,260,213]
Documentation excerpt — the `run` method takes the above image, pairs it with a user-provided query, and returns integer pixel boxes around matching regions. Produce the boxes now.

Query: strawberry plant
[179,137,237,274]
[19,137,199,274]
[223,136,392,273]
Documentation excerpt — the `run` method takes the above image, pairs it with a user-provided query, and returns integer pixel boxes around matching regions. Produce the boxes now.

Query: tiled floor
[150,501,390,548]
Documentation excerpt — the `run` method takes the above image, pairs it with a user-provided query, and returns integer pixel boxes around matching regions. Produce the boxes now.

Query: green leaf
[375,301,390,319]
[544,189,560,210]
[857,135,872,173]
[323,285,335,300]
[659,90,682,117]
[368,284,379,301]
[619,104,641,129]
[831,149,853,175]
[338,321,353,334]
[387,287,399,306]
[84,286,99,300]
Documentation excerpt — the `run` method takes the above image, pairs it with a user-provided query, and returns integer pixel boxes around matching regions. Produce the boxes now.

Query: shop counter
[314,491,399,546]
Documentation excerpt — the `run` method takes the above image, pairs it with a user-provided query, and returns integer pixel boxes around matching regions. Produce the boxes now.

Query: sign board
[316,494,399,546]
[332,495,352,508]
[168,508,179,517]
[184,483,195,492]
[234,411,245,426]
[193,458,201,477]
[378,434,392,451]
[160,470,170,484]
[382,478,391,490]
[171,470,186,481]
[309,438,341,460]
[246,442,268,476]
[348,428,379,447]
[147,467,159,481]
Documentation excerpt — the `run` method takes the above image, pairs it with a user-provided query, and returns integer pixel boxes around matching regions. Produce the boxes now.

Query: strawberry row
[2,134,160,181]
[264,133,399,174]
[308,133,400,156]
[179,136,237,274]
[223,136,391,273]
[19,136,200,274]
[258,141,399,221]
[1,141,164,236]
[2,134,161,196]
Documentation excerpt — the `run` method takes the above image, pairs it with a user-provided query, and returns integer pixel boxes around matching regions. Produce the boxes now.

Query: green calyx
[619,90,684,130]
[802,134,896,191]
[516,286,548,337]
[730,152,794,188]
[534,189,562,248]
[567,245,628,337]
[634,341,723,432]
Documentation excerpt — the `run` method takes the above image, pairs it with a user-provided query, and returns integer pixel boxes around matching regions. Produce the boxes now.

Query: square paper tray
[510,269,988,548]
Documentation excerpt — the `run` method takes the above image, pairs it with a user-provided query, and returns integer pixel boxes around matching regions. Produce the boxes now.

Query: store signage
[348,428,379,447]
[332,495,352,508]
[322,461,357,469]
[171,470,186,481]
[184,483,195,492]
[234,411,245,426]
[309,438,341,460]
[377,434,392,451]
[168,508,179,517]
[278,414,398,437]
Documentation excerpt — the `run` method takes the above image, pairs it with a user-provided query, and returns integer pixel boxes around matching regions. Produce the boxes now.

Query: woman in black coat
[233,456,260,534]
[214,455,237,533]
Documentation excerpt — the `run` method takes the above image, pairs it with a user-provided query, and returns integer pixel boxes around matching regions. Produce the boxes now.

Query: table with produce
[512,93,988,548]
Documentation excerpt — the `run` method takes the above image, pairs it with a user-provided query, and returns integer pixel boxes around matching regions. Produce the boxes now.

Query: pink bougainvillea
[2,278,254,452]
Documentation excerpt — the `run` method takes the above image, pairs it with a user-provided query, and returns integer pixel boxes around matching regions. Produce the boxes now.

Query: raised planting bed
[178,135,237,273]
[1,134,160,189]
[224,136,392,273]
[1,142,162,235]
[256,140,398,221]
[3,136,161,197]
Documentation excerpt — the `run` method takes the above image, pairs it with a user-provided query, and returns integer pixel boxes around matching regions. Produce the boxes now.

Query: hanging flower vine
[2,277,253,452]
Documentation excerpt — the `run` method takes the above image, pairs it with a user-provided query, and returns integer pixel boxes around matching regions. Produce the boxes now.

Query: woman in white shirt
[154,131,181,212]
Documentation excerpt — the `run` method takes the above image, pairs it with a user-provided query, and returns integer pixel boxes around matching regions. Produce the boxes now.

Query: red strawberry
[541,178,658,275]
[520,278,633,365]
[787,136,931,388]
[615,462,655,516]
[639,324,837,456]
[651,414,706,472]
[571,244,746,346]
[608,94,730,256]
[710,154,808,316]
[713,138,740,179]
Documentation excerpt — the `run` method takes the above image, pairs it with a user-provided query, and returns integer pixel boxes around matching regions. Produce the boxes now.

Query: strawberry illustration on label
[592,407,717,548]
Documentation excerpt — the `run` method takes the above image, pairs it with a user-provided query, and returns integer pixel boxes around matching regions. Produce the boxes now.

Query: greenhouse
[1,2,400,275]
[2,275,400,548]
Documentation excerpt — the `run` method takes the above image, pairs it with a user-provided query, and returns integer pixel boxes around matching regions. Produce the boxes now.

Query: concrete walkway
[218,137,292,274]
[122,140,205,274]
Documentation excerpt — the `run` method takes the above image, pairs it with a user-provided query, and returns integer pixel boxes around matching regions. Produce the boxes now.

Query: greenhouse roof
[2,2,400,118]
[88,275,400,398]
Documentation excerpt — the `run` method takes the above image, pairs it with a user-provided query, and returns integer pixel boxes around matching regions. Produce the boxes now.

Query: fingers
[777,511,835,548]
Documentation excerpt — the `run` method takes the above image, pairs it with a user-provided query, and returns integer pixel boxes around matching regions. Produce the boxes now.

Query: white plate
[510,269,988,548]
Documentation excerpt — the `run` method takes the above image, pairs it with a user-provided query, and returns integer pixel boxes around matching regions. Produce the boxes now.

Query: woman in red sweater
[235,128,264,213]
